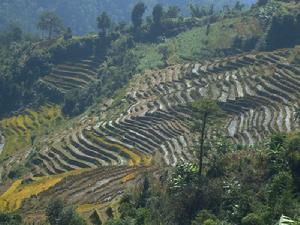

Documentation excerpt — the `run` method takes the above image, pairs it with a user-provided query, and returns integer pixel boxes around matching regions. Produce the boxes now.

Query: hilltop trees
[37,11,65,39]
[63,27,73,40]
[191,99,222,176]
[264,13,300,50]
[0,23,23,45]
[151,4,164,37]
[152,4,164,26]
[97,12,112,37]
[165,6,181,19]
[131,2,146,30]
[190,4,214,18]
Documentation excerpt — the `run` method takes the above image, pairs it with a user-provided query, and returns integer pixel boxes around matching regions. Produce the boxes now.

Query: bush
[192,210,217,225]
[264,13,300,50]
[288,140,300,190]
[241,213,264,225]
[0,213,23,225]
[46,199,87,225]
[203,219,220,225]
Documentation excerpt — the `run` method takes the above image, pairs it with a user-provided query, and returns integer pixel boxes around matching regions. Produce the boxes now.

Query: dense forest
[0,0,255,34]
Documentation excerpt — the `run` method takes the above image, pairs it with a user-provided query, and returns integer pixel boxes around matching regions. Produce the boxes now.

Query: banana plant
[276,215,298,225]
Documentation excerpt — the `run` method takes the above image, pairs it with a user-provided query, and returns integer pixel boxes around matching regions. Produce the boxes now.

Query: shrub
[264,13,300,50]
[241,213,264,225]
[192,210,217,225]
[203,219,220,225]
[0,213,23,225]
[287,135,300,189]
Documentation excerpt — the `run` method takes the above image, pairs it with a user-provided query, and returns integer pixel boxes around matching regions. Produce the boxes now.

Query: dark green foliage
[37,11,65,39]
[288,136,300,190]
[0,42,51,117]
[158,44,170,66]
[0,23,23,45]
[264,13,300,50]
[165,6,181,19]
[0,213,23,225]
[59,206,87,225]
[106,133,300,225]
[232,36,259,51]
[97,12,112,36]
[270,133,287,151]
[257,0,269,6]
[241,213,264,225]
[234,1,245,11]
[47,199,65,225]
[46,199,87,225]
[152,4,163,25]
[63,27,73,40]
[191,210,218,225]
[131,2,147,29]
[190,4,214,18]
[7,165,27,179]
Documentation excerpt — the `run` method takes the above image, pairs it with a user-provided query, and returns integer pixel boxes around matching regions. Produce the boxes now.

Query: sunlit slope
[0,105,65,159]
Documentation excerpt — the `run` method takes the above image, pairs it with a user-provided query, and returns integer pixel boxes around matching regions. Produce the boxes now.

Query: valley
[0,1,300,225]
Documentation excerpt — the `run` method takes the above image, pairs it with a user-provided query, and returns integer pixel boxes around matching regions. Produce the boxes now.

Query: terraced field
[41,58,100,93]
[0,105,64,158]
[4,47,300,217]
[21,166,146,217]
[32,47,300,177]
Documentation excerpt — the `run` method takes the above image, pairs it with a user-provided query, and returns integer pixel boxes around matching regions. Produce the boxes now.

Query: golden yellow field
[0,105,65,159]
[0,169,86,212]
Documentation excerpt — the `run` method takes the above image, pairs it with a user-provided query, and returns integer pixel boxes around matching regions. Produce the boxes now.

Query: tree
[0,23,23,45]
[294,107,300,122]
[131,2,146,29]
[0,213,23,225]
[241,213,264,225]
[152,4,163,26]
[63,27,72,40]
[257,0,268,6]
[234,1,244,11]
[190,98,222,176]
[46,199,64,225]
[165,6,181,19]
[264,14,300,50]
[158,44,170,66]
[97,12,112,37]
[151,4,164,38]
[46,199,87,225]
[37,11,65,39]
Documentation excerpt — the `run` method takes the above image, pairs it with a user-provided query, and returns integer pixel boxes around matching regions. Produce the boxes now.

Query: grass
[133,15,263,72]
[0,169,85,212]
[0,105,65,160]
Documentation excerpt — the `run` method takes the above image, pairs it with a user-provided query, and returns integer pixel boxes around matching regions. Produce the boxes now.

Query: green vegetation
[0,1,300,224]
[37,11,65,40]
[190,99,223,176]
[0,105,64,160]
[104,132,300,225]
[47,199,86,225]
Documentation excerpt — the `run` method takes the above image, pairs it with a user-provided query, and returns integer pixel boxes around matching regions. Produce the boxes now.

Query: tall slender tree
[191,98,222,176]
[97,12,112,37]
[131,2,146,29]
[37,11,65,39]
[152,4,164,26]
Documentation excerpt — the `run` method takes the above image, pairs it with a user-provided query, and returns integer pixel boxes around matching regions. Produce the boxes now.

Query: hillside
[0,1,300,225]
